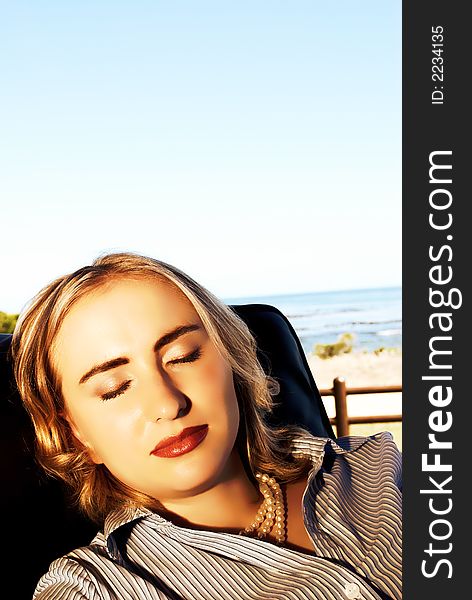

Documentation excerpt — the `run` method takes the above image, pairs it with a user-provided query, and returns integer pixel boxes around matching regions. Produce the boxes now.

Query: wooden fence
[319,377,402,437]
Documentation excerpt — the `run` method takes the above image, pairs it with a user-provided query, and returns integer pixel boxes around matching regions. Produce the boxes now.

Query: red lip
[150,424,209,458]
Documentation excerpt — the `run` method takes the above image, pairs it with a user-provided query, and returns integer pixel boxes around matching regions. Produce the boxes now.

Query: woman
[11,252,402,600]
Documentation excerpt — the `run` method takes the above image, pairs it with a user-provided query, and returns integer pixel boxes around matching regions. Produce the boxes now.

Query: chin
[158,445,233,498]
[177,453,227,489]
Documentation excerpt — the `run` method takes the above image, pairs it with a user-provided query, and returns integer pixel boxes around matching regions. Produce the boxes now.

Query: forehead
[67,276,197,324]
[52,277,202,374]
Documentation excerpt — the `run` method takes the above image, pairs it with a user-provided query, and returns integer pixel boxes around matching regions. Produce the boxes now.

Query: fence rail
[319,377,402,437]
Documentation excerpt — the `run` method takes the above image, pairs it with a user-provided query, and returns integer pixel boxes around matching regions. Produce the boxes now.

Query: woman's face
[52,277,241,503]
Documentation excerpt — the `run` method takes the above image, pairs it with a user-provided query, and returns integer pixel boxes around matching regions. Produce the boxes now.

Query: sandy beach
[307,350,403,448]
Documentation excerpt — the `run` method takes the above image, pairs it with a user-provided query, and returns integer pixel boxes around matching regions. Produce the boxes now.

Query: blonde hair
[10,252,312,524]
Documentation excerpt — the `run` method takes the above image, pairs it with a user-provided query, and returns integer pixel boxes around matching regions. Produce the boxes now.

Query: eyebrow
[78,323,202,385]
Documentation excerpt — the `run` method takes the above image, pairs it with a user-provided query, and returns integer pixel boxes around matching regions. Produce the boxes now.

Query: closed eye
[168,347,202,365]
[100,380,132,402]
[99,348,202,401]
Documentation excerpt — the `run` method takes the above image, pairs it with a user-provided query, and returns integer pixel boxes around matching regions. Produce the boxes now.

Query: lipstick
[150,424,209,458]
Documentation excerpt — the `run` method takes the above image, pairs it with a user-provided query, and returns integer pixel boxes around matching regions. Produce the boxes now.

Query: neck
[157,449,264,532]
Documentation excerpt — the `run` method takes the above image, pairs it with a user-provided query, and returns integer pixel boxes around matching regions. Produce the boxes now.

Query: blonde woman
[11,252,402,600]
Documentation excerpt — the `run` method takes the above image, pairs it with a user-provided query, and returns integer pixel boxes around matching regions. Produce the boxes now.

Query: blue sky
[1,1,401,313]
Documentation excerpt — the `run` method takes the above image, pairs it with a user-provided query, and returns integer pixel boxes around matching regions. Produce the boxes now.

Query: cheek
[210,362,239,426]
[68,401,137,456]
[201,356,237,401]
[223,373,239,421]
[190,355,239,426]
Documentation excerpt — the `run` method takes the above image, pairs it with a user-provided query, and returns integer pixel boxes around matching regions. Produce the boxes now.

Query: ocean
[223,286,402,356]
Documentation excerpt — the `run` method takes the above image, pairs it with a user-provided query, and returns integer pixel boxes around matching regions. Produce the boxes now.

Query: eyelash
[101,380,132,401]
[99,347,202,402]
[168,347,202,365]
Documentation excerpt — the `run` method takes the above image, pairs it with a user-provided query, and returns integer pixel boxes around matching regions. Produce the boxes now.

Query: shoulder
[33,554,99,599]
[293,429,402,500]
[329,431,402,488]
[304,431,403,551]
[319,431,402,493]
[302,433,402,599]
[33,535,108,600]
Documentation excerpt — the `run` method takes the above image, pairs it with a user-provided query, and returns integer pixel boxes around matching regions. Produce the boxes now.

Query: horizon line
[222,283,402,302]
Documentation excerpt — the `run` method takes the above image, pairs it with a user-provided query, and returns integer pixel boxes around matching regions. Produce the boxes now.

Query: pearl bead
[238,472,286,544]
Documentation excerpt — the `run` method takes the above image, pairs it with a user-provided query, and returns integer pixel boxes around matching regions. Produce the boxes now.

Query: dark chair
[0,304,333,599]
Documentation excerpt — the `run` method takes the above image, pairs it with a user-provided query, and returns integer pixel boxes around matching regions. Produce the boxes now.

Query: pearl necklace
[238,472,286,544]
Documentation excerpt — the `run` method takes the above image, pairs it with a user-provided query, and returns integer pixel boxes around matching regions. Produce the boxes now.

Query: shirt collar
[103,503,153,540]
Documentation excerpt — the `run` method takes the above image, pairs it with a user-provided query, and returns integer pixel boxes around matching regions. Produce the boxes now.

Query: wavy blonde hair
[10,252,312,524]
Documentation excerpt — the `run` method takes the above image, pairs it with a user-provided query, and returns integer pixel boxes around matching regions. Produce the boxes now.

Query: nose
[139,370,189,422]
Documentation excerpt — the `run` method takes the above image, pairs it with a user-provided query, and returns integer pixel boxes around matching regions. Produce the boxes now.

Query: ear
[60,410,103,465]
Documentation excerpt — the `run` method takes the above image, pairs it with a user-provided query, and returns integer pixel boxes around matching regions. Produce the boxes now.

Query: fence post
[333,377,349,437]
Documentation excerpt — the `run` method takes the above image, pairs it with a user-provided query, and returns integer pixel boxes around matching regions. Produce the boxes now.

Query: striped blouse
[34,431,402,600]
